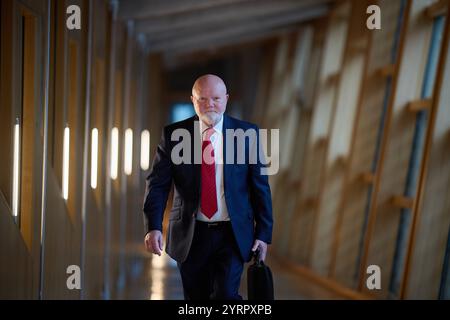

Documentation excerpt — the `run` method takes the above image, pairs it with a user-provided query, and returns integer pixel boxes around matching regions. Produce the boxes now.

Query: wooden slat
[407,98,432,112]
[21,12,37,252]
[424,0,449,19]
[376,63,395,77]
[348,38,368,54]
[316,136,329,147]
[326,72,340,85]
[304,197,318,208]
[328,2,351,21]
[391,195,414,209]
[291,179,302,189]
[336,155,347,167]
[360,172,375,184]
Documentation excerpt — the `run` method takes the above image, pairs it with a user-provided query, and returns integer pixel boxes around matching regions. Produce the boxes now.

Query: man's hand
[145,230,163,256]
[252,239,268,262]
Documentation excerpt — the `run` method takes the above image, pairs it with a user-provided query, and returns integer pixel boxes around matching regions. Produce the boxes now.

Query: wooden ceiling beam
[135,0,326,36]
[146,5,329,53]
[118,0,253,20]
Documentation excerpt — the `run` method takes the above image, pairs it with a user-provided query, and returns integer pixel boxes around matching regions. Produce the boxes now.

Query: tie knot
[203,127,215,141]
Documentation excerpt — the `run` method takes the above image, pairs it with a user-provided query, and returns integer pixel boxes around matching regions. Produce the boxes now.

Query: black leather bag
[247,250,274,300]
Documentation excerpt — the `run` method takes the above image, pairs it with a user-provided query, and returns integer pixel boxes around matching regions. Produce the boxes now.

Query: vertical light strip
[111,127,119,179]
[62,126,70,200]
[13,120,20,217]
[124,128,133,175]
[140,130,150,171]
[91,128,98,189]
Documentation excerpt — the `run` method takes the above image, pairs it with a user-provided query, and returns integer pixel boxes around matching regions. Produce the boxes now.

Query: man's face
[191,80,228,126]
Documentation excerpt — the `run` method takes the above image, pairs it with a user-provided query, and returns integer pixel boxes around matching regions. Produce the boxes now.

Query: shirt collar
[199,114,223,137]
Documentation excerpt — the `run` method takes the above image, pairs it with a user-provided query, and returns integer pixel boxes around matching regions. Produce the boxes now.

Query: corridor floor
[124,248,346,300]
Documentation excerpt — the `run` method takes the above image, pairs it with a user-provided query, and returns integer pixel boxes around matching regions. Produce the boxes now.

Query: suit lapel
[188,115,201,200]
[222,114,231,196]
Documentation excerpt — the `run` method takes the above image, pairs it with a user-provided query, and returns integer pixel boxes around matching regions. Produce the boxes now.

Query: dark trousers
[178,221,244,300]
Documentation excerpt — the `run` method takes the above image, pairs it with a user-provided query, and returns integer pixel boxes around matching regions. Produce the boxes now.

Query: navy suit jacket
[143,114,273,263]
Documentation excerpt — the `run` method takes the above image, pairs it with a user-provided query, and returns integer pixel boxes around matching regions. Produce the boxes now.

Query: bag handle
[253,249,264,265]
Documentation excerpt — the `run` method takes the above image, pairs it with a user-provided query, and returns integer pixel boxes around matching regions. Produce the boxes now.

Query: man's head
[191,74,229,127]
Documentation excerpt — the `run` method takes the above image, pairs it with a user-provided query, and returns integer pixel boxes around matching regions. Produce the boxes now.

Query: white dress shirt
[196,115,230,222]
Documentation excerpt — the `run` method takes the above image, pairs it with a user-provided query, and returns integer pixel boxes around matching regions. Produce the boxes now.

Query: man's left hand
[252,239,268,262]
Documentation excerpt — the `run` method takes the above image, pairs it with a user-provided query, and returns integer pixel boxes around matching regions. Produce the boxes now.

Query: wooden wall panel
[291,1,350,266]
[277,181,300,257]
[251,43,275,128]
[42,169,80,299]
[41,0,86,299]
[21,8,44,297]
[290,110,313,182]
[265,34,296,245]
[83,189,106,299]
[283,28,316,182]
[82,0,109,298]
[333,0,403,288]
[334,180,371,288]
[1,0,151,299]
[0,0,47,299]
[362,0,437,298]
[280,106,300,172]
[0,194,33,299]
[0,0,14,207]
[292,142,327,264]
[310,0,370,277]
[404,11,450,299]
[311,162,347,275]
[51,0,67,184]
[286,23,326,262]
[262,34,297,193]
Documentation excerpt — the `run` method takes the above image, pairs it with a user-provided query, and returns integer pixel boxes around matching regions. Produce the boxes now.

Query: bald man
[143,74,273,300]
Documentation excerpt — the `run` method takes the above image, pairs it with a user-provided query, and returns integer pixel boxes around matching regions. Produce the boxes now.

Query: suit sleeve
[143,127,173,234]
[249,125,273,244]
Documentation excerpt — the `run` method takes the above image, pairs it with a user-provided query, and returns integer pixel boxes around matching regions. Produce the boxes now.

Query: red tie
[201,127,218,219]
